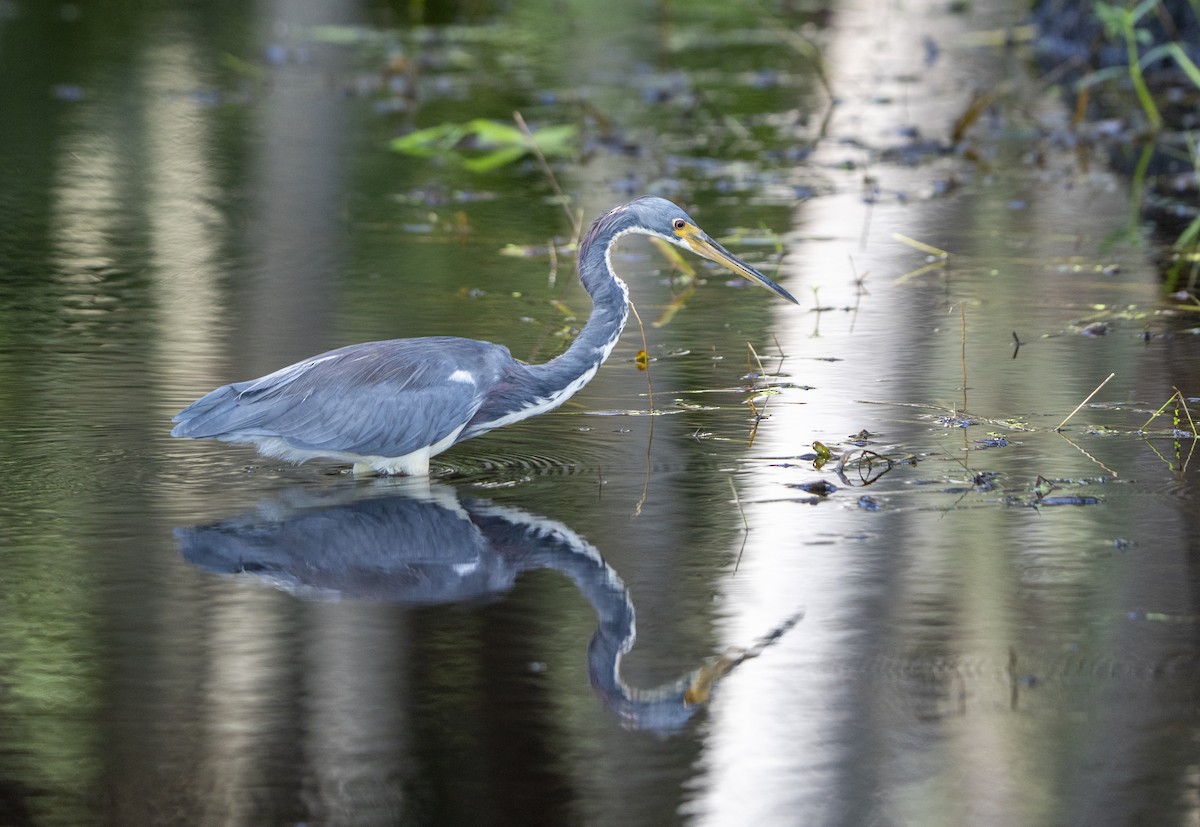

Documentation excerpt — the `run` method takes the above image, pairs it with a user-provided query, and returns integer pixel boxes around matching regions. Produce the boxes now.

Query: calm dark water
[2,1,1199,825]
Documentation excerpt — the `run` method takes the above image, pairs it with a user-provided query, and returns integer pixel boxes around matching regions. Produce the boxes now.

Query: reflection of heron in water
[176,481,800,732]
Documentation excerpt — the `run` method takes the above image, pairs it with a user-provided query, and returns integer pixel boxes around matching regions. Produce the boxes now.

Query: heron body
[172,196,797,475]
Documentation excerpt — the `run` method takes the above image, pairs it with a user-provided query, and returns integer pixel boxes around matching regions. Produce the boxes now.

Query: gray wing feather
[172,338,511,458]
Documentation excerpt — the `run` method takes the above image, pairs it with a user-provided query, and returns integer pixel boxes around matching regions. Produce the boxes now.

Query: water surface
[2,1,1199,825]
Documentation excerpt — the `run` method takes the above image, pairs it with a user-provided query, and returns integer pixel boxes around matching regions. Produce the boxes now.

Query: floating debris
[1035,496,1101,506]
[788,480,838,496]
[973,471,1000,491]
[975,435,1010,448]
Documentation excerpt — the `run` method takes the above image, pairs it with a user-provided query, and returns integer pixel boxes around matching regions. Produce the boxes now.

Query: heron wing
[172,338,510,458]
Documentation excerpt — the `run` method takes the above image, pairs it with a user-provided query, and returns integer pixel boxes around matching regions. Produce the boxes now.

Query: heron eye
[672,218,687,231]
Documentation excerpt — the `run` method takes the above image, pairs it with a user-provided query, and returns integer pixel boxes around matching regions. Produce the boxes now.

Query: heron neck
[535,209,639,386]
[567,244,631,360]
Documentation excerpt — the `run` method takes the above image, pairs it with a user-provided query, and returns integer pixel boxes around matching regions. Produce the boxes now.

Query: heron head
[628,196,799,304]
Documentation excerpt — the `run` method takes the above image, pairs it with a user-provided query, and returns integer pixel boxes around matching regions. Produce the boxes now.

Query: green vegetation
[389,118,577,172]
[1081,1,1200,290]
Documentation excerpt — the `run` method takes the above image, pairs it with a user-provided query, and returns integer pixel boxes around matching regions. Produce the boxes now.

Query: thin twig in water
[767,334,789,386]
[758,4,833,100]
[1056,372,1115,430]
[513,111,581,240]
[893,259,947,286]
[1140,391,1180,432]
[729,475,749,530]
[760,5,835,141]
[1172,386,1198,436]
[746,342,770,447]
[958,303,968,414]
[629,299,656,518]
[1143,436,1178,472]
[892,232,949,258]
[628,299,654,414]
[849,255,866,334]
[1055,430,1119,477]
[730,476,750,572]
[1138,388,1199,474]
[747,341,767,376]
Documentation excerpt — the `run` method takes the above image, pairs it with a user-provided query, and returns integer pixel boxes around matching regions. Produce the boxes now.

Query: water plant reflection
[176,481,798,733]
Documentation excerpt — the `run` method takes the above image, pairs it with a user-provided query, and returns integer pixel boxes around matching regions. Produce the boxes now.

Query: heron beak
[679,226,799,304]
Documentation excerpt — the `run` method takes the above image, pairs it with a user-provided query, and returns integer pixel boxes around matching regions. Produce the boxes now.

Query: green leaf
[463,119,525,146]
[1175,215,1200,251]
[1141,43,1200,89]
[389,123,468,157]
[389,119,576,172]
[1075,65,1130,90]
[529,124,577,156]
[1093,1,1125,39]
[462,147,527,173]
[1130,0,1159,25]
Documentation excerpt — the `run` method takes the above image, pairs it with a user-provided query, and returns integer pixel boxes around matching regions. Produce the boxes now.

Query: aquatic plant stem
[892,232,949,258]
[959,303,968,414]
[1056,430,1119,477]
[627,298,654,416]
[893,233,950,285]
[1122,12,1162,132]
[730,476,749,572]
[1056,372,1115,430]
[1139,388,1198,435]
[513,111,583,240]
[745,342,773,447]
[1175,387,1198,437]
[1128,142,1155,240]
[629,298,656,518]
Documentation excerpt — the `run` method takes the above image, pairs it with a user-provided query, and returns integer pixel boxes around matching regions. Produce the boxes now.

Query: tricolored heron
[171,196,798,475]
